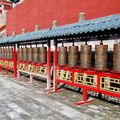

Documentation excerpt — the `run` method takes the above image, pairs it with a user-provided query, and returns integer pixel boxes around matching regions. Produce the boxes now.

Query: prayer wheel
[22,48,27,61]
[80,45,92,68]
[68,46,78,66]
[1,48,3,58]
[19,48,23,60]
[58,46,67,65]
[9,48,13,59]
[6,48,9,59]
[39,47,47,63]
[27,48,33,61]
[0,48,1,58]
[95,45,108,70]
[33,47,39,62]
[2,48,4,58]
[113,44,120,72]
[4,48,7,59]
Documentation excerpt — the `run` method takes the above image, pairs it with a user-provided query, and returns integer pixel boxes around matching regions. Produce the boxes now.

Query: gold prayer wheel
[0,48,2,58]
[1,48,3,58]
[113,44,120,72]
[95,45,108,70]
[9,48,13,59]
[27,48,33,61]
[68,46,78,66]
[39,47,47,63]
[58,46,67,65]
[19,48,23,60]
[22,48,27,61]
[4,48,7,59]
[33,47,39,62]
[80,45,92,68]
[6,48,10,59]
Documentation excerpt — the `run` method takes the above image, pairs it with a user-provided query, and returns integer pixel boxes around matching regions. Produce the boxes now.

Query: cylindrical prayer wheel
[19,48,23,60]
[9,48,13,59]
[113,44,120,72]
[22,48,27,61]
[6,48,9,59]
[33,47,39,62]
[58,46,67,65]
[4,48,7,59]
[39,47,47,63]
[1,48,3,58]
[27,48,33,61]
[80,45,92,68]
[68,46,78,66]
[95,45,108,70]
[0,48,1,58]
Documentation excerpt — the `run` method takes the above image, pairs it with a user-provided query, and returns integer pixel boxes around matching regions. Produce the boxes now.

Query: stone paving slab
[0,72,119,120]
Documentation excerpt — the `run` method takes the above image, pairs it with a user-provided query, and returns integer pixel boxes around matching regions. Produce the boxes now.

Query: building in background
[10,0,24,8]
[0,0,12,37]
[0,0,24,37]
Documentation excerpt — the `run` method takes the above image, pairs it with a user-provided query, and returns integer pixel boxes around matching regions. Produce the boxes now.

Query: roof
[0,14,120,44]
[10,28,50,43]
[46,14,120,38]
[0,36,14,44]
[9,32,30,43]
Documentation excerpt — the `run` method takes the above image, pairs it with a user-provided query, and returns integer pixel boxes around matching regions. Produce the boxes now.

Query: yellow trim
[56,69,72,82]
[74,72,97,88]
[0,23,6,28]
[100,76,120,93]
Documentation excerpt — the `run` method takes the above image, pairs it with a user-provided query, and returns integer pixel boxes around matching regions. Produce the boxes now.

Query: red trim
[55,65,120,98]
[53,45,58,91]
[4,5,11,10]
[42,41,52,90]
[0,0,12,5]
[13,44,17,77]
[0,25,6,31]
[56,79,120,98]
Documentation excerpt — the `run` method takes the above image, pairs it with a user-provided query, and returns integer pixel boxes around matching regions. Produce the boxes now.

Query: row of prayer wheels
[58,43,120,72]
[0,48,13,59]
[19,47,47,63]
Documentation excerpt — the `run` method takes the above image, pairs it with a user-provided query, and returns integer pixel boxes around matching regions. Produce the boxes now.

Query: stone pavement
[0,71,119,120]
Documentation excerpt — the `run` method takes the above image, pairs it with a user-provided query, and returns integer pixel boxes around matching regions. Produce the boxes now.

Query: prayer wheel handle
[100,40,103,45]
[62,43,64,47]
[72,42,74,46]
[85,41,88,45]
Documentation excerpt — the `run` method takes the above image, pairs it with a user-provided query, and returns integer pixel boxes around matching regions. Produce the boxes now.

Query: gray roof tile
[0,14,120,44]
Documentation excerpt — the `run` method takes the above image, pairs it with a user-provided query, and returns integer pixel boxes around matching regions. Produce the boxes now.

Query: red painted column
[47,40,51,89]
[97,74,101,90]
[53,39,58,91]
[42,40,52,90]
[13,43,17,77]
[17,43,20,78]
[48,39,63,93]
[83,89,88,101]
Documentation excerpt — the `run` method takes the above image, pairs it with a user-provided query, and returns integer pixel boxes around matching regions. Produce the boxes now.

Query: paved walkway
[0,71,119,120]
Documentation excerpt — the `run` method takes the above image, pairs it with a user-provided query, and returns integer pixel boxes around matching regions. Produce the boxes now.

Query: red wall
[6,0,120,36]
